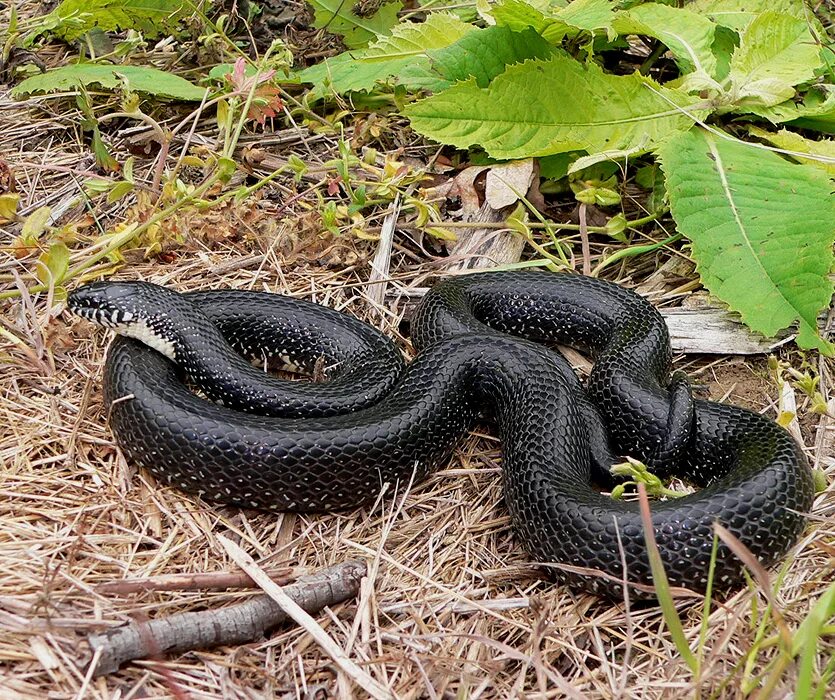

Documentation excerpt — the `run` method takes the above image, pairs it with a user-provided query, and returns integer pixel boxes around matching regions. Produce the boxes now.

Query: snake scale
[68,271,814,598]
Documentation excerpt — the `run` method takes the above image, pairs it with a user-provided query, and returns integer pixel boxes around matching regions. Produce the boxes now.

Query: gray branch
[82,559,367,676]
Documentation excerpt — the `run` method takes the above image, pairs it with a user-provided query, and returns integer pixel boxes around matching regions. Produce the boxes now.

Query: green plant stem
[0,175,222,301]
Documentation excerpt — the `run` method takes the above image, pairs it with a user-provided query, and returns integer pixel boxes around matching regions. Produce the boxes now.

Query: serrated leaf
[427,26,554,89]
[296,21,552,96]
[749,87,835,133]
[687,0,811,31]
[748,127,835,177]
[296,13,473,94]
[39,0,189,42]
[490,0,615,43]
[613,3,717,78]
[658,128,835,354]
[404,54,706,160]
[557,0,617,34]
[728,12,822,107]
[307,0,402,48]
[11,64,206,101]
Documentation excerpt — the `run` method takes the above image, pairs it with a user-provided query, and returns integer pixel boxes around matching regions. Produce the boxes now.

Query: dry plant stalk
[82,559,367,676]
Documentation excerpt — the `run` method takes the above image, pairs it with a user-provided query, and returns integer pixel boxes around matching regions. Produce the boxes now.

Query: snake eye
[68,281,149,328]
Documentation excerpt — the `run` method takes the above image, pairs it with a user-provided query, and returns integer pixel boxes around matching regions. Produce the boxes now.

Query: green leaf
[612,3,718,78]
[749,87,835,133]
[296,13,474,94]
[37,242,70,288]
[557,0,617,35]
[404,54,707,160]
[490,0,615,43]
[658,128,835,354]
[307,0,402,48]
[748,127,835,177]
[427,26,555,89]
[687,0,812,31]
[20,207,53,246]
[728,12,822,107]
[37,0,189,42]
[11,63,206,101]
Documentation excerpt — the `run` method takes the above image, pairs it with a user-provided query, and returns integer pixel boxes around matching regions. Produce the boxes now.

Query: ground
[1,2,834,699]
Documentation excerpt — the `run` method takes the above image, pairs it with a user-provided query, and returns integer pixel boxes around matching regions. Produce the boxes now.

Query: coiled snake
[68,271,813,598]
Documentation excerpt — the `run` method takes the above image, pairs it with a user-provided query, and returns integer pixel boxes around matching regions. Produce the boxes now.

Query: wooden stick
[94,566,297,594]
[219,536,394,699]
[83,558,367,677]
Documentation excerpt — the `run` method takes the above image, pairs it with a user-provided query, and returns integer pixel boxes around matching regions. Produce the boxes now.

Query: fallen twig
[94,565,298,595]
[82,558,367,677]
[219,536,394,699]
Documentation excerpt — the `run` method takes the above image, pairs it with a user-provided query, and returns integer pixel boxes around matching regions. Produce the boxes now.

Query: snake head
[67,281,181,360]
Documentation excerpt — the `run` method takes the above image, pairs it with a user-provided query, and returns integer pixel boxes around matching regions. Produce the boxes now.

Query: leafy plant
[21,0,191,44]
[11,63,206,100]
[298,0,835,353]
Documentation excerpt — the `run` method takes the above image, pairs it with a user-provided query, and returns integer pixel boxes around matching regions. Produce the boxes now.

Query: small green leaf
[37,242,70,287]
[20,206,53,246]
[405,54,706,160]
[307,0,402,48]
[106,181,135,203]
[216,157,237,183]
[0,194,20,223]
[658,128,835,354]
[728,12,822,108]
[12,63,207,101]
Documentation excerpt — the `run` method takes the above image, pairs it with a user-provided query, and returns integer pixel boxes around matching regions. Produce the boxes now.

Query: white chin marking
[118,321,177,360]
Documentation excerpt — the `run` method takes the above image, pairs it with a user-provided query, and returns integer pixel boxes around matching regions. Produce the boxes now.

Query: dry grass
[2,11,835,699]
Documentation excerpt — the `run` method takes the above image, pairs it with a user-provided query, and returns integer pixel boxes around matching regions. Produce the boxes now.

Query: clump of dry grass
[2,11,834,698]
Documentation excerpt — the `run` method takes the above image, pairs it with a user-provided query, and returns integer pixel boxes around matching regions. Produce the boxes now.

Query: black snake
[68,271,814,598]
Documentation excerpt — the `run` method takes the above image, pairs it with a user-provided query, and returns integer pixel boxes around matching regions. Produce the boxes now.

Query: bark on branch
[82,559,367,676]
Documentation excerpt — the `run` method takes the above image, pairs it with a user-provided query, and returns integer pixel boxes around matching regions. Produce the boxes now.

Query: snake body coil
[68,272,814,597]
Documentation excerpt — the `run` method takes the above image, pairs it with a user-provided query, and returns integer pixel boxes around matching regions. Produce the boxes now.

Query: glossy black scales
[68,272,815,598]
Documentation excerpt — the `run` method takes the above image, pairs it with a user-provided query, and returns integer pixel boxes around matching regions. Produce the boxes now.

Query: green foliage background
[298,0,835,354]
[10,0,835,352]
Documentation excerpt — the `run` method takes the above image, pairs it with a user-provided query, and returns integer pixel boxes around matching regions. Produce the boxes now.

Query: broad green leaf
[12,64,206,101]
[427,26,555,88]
[307,0,402,48]
[748,127,835,177]
[490,0,615,43]
[297,22,554,95]
[557,0,617,35]
[749,88,835,133]
[404,54,706,159]
[613,4,717,78]
[687,0,811,31]
[658,128,835,354]
[296,13,472,93]
[34,0,188,41]
[728,12,822,107]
